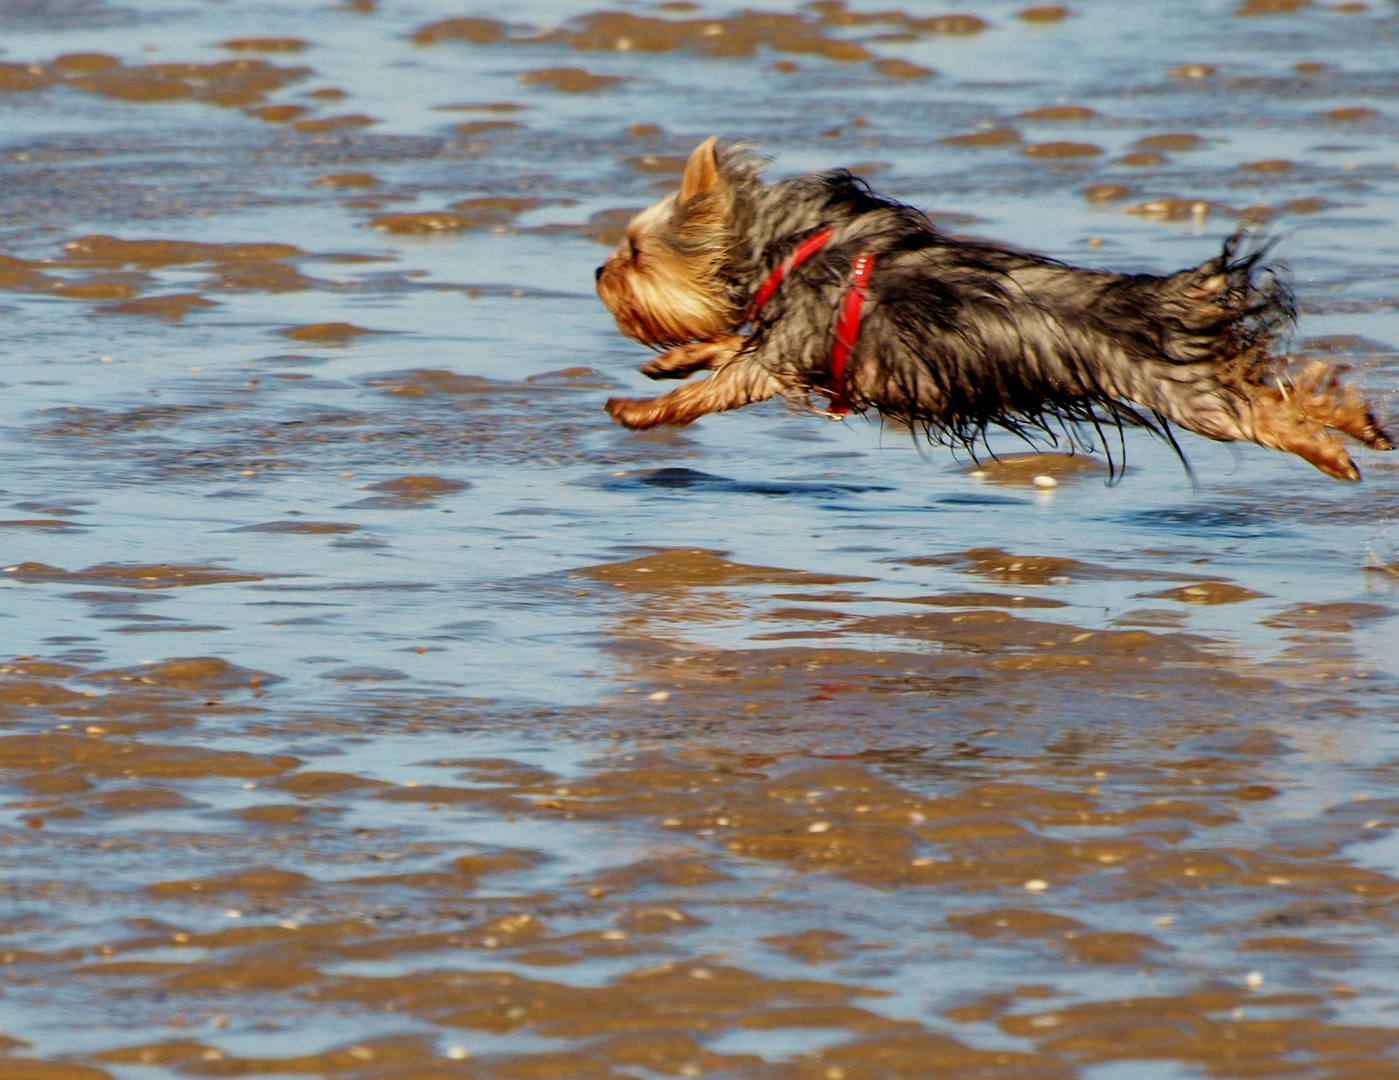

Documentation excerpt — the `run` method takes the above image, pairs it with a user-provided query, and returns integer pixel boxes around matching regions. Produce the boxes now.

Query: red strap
[748,228,873,418]
[749,226,835,316]
[826,252,875,415]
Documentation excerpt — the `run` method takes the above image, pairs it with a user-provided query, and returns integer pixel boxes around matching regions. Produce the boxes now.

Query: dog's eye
[623,236,637,262]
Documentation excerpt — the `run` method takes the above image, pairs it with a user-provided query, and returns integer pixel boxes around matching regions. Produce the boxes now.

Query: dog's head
[595,136,757,348]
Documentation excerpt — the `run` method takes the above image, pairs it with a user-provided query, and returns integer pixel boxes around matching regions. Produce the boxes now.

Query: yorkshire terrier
[596,137,1393,481]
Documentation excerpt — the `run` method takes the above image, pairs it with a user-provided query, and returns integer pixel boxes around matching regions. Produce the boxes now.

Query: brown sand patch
[220,38,309,53]
[84,788,202,815]
[1237,0,1312,13]
[1023,141,1102,158]
[292,113,378,132]
[1084,184,1134,202]
[1126,198,1221,221]
[66,44,148,83]
[281,322,380,344]
[0,519,81,531]
[0,1062,112,1080]
[1117,152,1167,167]
[1136,583,1268,605]
[368,211,481,234]
[91,1040,215,1066]
[273,770,396,796]
[0,734,298,779]
[369,198,536,234]
[999,991,1399,1072]
[231,521,361,535]
[60,235,302,269]
[3,563,262,588]
[435,101,529,112]
[452,119,521,136]
[314,172,380,188]
[85,656,279,689]
[898,547,1189,584]
[1261,601,1394,631]
[51,279,141,301]
[366,476,469,496]
[1325,106,1379,122]
[235,804,320,827]
[411,16,513,45]
[904,592,1068,610]
[367,369,504,395]
[908,14,989,34]
[1021,105,1096,120]
[58,57,309,109]
[250,103,308,122]
[96,294,217,321]
[871,59,933,79]
[966,452,1109,485]
[307,959,882,1038]
[147,867,313,897]
[0,62,55,91]
[204,262,315,292]
[448,196,540,216]
[1020,5,1072,20]
[1281,197,1332,214]
[1238,935,1350,954]
[940,127,1022,148]
[1133,133,1206,151]
[539,11,872,61]
[572,549,872,590]
[519,68,626,93]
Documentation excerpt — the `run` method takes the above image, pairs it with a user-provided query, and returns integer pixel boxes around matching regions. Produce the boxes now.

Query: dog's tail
[1132,234,1292,367]
[1097,234,1393,481]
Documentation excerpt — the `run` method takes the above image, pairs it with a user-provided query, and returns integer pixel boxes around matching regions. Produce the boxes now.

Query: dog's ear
[679,136,722,205]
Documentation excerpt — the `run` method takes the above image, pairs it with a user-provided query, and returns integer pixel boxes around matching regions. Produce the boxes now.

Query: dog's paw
[637,341,719,381]
[637,337,744,381]
[606,397,664,430]
[1360,413,1395,452]
[637,356,692,381]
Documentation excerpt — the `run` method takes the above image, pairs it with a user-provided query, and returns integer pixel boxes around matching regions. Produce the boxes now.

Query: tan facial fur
[595,136,743,348]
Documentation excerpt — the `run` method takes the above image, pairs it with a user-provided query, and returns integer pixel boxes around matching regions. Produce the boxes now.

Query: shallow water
[2,0,1399,1076]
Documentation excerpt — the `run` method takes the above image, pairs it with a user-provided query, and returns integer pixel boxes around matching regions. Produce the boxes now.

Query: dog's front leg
[606,351,783,430]
[637,335,746,380]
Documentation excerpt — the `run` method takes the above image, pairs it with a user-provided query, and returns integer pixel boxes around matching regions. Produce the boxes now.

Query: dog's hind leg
[607,351,783,429]
[1239,365,1394,481]
[1125,359,1390,481]
[1285,361,1394,450]
[637,335,745,380]
[1080,240,1393,480]
[1243,391,1366,481]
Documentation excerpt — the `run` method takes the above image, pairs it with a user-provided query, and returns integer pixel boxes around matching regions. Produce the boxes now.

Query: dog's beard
[595,138,755,349]
[596,246,736,349]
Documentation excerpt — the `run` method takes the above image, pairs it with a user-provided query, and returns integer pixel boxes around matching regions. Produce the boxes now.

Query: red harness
[749,228,875,416]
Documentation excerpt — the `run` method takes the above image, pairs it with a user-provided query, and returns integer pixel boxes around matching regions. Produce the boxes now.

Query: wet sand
[2,0,1399,1075]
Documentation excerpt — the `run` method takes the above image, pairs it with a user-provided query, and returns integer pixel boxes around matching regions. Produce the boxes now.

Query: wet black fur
[714,163,1301,473]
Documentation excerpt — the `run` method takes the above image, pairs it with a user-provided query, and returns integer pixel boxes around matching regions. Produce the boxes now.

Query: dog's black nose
[595,265,604,283]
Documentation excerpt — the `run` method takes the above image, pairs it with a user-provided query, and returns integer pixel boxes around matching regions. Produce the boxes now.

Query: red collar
[749,227,874,417]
